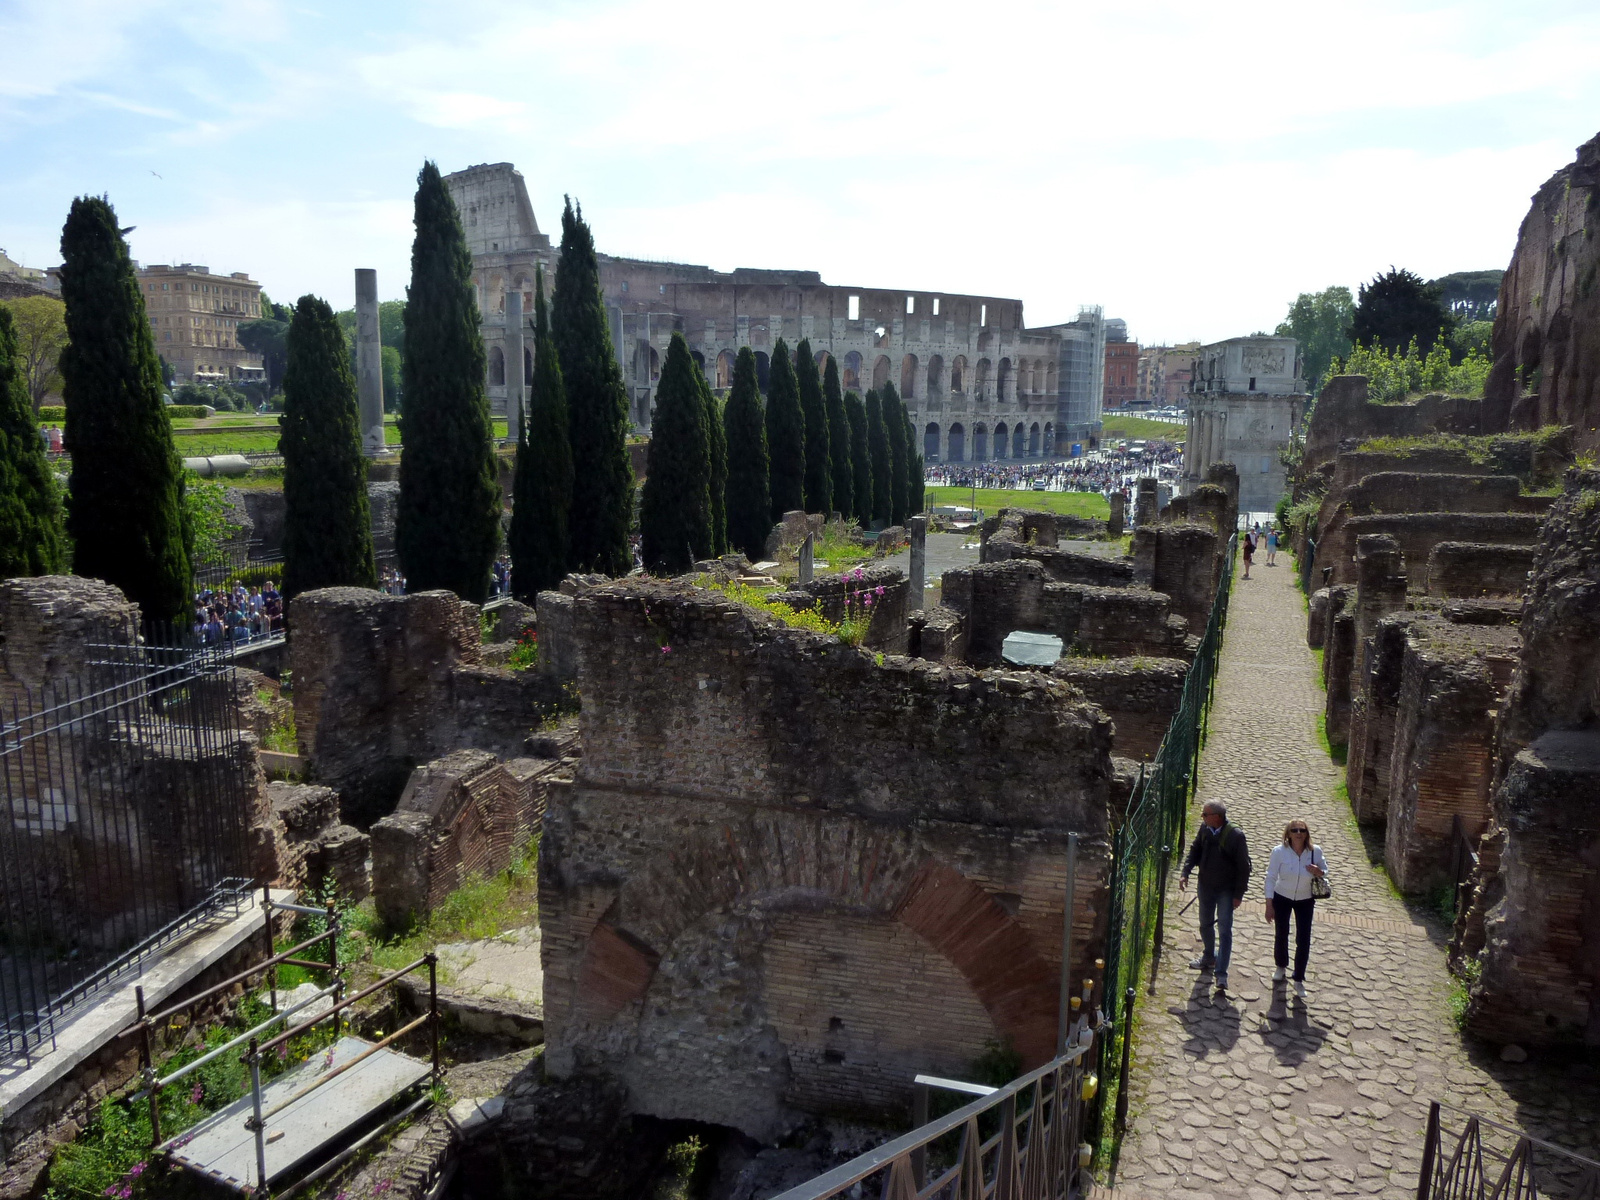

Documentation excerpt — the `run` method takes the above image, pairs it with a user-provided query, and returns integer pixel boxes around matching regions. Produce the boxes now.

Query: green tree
[397,161,502,603]
[380,344,403,411]
[822,355,852,520]
[1450,320,1494,363]
[1349,268,1453,356]
[279,295,376,598]
[701,365,728,555]
[58,196,189,623]
[722,347,770,560]
[865,388,891,527]
[764,338,805,521]
[639,333,712,573]
[552,197,633,576]
[0,295,68,410]
[1430,270,1502,323]
[1274,286,1353,396]
[880,380,908,525]
[0,306,67,575]
[238,315,290,392]
[795,339,831,514]
[845,391,870,524]
[378,300,407,359]
[903,407,924,516]
[509,269,572,600]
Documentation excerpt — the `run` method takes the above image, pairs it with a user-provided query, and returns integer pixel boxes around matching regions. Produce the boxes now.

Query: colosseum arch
[924,422,941,461]
[949,355,967,393]
[1043,422,1055,456]
[755,351,771,393]
[716,350,735,390]
[900,353,919,399]
[978,330,993,353]
[650,347,661,382]
[948,422,966,462]
[975,358,992,402]
[1029,422,1041,457]
[1012,424,1025,457]
[974,424,988,461]
[488,345,506,386]
[997,358,1012,404]
[994,422,1008,459]
[844,351,862,390]
[872,355,891,391]
[926,354,944,395]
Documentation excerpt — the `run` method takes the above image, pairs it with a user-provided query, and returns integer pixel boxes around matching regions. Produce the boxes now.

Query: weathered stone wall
[1052,657,1189,762]
[906,605,966,664]
[290,588,572,825]
[0,576,140,703]
[771,563,909,652]
[269,781,370,901]
[1151,523,1220,631]
[539,578,1112,1137]
[1316,512,1546,586]
[1301,376,1484,475]
[1346,614,1416,824]
[1426,542,1539,599]
[1323,590,1356,746]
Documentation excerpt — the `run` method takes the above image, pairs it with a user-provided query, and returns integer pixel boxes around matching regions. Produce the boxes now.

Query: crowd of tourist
[192,581,283,643]
[380,567,407,595]
[925,439,1184,500]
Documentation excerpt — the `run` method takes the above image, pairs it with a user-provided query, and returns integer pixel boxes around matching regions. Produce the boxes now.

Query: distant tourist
[1179,800,1251,993]
[1264,819,1329,999]
[1265,527,1279,567]
[1242,531,1256,579]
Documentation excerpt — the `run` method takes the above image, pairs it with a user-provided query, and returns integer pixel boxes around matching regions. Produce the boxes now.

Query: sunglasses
[1288,828,1308,834]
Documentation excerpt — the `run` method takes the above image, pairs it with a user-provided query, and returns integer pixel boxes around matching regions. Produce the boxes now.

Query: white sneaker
[1272,968,1286,982]
[1293,980,1306,998]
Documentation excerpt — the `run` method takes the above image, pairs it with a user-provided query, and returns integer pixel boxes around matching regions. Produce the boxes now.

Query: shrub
[36,404,66,422]
[165,404,213,419]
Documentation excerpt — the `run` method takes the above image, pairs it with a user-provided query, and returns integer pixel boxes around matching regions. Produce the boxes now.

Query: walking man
[1178,801,1251,992]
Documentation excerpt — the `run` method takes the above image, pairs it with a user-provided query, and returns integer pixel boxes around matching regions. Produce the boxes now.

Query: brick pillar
[1353,534,1408,680]
[1152,523,1219,631]
[1135,477,1158,528]
[908,515,927,610]
[1106,492,1125,539]
[1205,461,1240,535]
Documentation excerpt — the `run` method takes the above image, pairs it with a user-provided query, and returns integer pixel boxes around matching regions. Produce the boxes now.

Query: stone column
[908,515,927,610]
[1135,477,1158,528]
[1107,491,1125,538]
[798,533,814,584]
[505,287,526,446]
[355,270,386,457]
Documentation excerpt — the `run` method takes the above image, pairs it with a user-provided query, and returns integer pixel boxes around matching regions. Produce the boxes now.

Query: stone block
[907,605,966,664]
[1053,656,1189,762]
[1308,588,1331,649]
[1426,542,1537,599]
[1152,523,1219,632]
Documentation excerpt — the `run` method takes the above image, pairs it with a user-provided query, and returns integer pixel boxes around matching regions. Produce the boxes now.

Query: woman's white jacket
[1264,843,1328,901]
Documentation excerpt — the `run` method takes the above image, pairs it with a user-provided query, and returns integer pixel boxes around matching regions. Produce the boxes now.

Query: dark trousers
[1272,895,1315,981]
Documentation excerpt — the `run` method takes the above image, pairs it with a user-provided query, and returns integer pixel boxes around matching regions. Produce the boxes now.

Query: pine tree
[58,197,188,622]
[865,389,892,527]
[0,306,66,577]
[700,365,728,555]
[845,391,870,525]
[723,348,770,561]
[765,339,805,522]
[822,355,852,522]
[639,333,712,574]
[795,339,831,515]
[552,198,633,575]
[509,267,572,600]
[280,295,376,598]
[880,380,909,525]
[396,163,502,603]
[903,407,924,516]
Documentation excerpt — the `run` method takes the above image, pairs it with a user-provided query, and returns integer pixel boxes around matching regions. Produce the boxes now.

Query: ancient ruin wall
[1316,512,1546,587]
[1426,542,1539,599]
[539,579,1112,1137]
[1052,657,1189,762]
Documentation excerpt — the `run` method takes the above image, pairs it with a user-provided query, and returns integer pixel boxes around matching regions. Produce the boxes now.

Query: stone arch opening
[716,350,735,390]
[994,422,1008,460]
[997,358,1012,404]
[976,358,992,402]
[1043,421,1054,456]
[950,355,967,393]
[948,422,966,462]
[650,347,661,382]
[974,423,988,461]
[1012,424,1025,457]
[1046,363,1058,394]
[488,345,506,387]
[690,349,705,374]
[872,355,891,391]
[926,354,944,395]
[755,351,771,394]
[1029,422,1041,457]
[900,353,919,399]
[924,422,941,462]
[844,351,862,390]
[524,347,533,382]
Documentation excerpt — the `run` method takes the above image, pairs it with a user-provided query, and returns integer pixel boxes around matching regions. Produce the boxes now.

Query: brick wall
[1053,657,1189,762]
[1315,513,1546,587]
[1151,523,1219,632]
[1424,542,1538,599]
[1345,615,1415,824]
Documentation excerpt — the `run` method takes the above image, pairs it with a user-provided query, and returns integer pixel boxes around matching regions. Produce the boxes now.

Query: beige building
[136,263,265,384]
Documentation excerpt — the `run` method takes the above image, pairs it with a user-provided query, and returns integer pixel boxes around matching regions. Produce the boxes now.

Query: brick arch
[573,815,1059,1066]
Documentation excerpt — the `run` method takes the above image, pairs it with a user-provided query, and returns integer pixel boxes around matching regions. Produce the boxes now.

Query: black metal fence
[1419,1101,1600,1199]
[1096,532,1239,1145]
[0,630,258,1065]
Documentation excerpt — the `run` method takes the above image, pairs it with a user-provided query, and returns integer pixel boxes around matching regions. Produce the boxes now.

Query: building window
[906,296,915,314]
[621,280,630,293]
[1249,377,1256,390]
[848,295,860,320]
[659,284,666,295]
[933,297,941,316]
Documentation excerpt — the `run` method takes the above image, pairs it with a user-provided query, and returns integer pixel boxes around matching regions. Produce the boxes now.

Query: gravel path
[1108,556,1600,1200]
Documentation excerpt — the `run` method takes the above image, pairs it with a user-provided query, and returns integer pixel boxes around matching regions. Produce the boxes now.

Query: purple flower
[874,586,886,597]
[129,1162,146,1178]
[660,644,672,655]
[191,1083,203,1104]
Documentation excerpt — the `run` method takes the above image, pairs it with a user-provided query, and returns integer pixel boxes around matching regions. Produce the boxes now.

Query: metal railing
[1418,1101,1600,1199]
[1095,532,1239,1145]
[1,628,257,1065]
[1447,815,1480,919]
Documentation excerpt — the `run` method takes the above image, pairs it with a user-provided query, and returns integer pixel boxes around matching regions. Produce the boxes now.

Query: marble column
[505,287,526,445]
[908,515,928,610]
[354,269,385,457]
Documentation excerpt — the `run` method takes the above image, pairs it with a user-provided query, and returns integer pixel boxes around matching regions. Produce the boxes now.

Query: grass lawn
[924,486,1109,520]
[1101,414,1185,442]
[163,416,506,456]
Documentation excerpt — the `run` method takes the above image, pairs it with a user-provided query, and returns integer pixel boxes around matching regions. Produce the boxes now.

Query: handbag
[1309,847,1332,899]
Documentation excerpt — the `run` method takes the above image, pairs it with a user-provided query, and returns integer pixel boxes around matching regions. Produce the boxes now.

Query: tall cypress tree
[700,365,728,555]
[397,162,502,603]
[552,198,633,576]
[281,295,376,598]
[865,389,892,528]
[795,339,831,515]
[509,268,572,600]
[0,306,66,577]
[764,339,805,522]
[903,408,924,516]
[58,197,188,622]
[723,348,770,561]
[822,355,851,521]
[880,380,909,526]
[639,333,712,574]
[845,391,870,526]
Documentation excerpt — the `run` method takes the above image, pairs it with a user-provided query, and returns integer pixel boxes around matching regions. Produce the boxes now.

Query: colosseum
[443,162,1107,462]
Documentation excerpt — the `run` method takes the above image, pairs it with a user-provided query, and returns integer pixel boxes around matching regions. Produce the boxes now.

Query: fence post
[137,986,162,1148]
[910,1080,929,1187]
[327,899,342,1037]
[428,953,441,1080]
[247,1037,268,1195]
[262,884,277,1014]
[1417,1101,1440,1200]
[1058,833,1078,1056]
[1113,986,1136,1137]
[1148,845,1171,995]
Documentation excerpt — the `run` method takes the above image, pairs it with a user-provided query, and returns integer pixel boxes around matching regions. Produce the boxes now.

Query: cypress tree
[280,295,376,598]
[58,197,188,622]
[903,408,924,516]
[700,365,728,555]
[822,355,851,521]
[0,306,66,577]
[723,348,769,561]
[765,339,805,522]
[795,339,831,515]
[865,389,892,528]
[552,198,633,575]
[845,391,870,525]
[509,268,572,600]
[880,380,909,526]
[397,162,502,603]
[639,333,712,574]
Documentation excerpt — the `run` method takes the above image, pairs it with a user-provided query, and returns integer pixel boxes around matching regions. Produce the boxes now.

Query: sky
[3,0,1599,346]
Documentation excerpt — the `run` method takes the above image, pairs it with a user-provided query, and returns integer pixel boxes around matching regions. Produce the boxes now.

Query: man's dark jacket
[1182,821,1251,898]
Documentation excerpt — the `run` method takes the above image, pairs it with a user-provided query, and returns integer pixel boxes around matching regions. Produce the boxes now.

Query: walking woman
[1264,818,1328,997]
[1242,531,1256,579]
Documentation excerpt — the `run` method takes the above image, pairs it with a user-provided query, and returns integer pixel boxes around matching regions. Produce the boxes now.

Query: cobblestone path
[1108,557,1600,1200]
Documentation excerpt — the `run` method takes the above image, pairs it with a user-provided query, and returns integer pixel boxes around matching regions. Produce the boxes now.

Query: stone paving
[1109,556,1600,1200]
